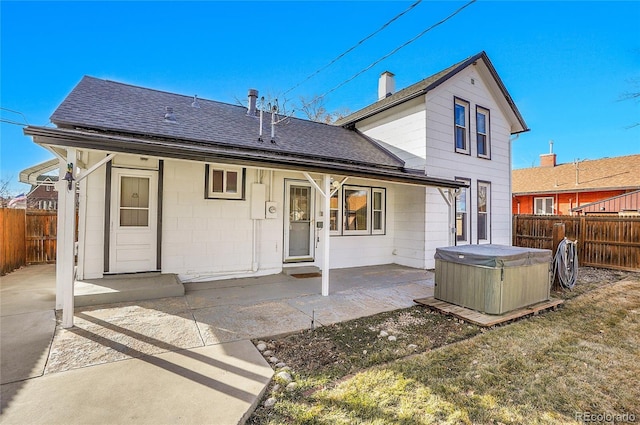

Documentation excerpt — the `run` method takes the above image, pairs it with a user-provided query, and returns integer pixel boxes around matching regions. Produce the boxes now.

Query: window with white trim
[476,106,490,159]
[456,178,470,244]
[454,97,470,154]
[331,185,386,236]
[477,181,491,242]
[205,165,245,200]
[534,197,554,215]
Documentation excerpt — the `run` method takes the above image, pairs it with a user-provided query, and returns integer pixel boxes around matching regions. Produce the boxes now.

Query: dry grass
[251,270,640,424]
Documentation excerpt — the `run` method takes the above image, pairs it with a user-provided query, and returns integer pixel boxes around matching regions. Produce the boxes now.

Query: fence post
[552,223,565,291]
[578,216,586,266]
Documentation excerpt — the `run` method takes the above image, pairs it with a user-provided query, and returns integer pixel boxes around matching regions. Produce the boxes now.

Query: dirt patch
[249,267,639,424]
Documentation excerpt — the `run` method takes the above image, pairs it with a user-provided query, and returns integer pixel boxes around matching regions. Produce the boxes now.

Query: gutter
[24,126,466,190]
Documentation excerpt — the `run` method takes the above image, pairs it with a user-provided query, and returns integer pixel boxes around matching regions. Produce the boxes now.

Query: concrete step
[74,273,184,307]
[282,265,321,276]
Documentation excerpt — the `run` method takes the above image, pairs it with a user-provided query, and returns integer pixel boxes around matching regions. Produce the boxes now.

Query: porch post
[55,158,66,309]
[322,174,330,296]
[61,148,77,328]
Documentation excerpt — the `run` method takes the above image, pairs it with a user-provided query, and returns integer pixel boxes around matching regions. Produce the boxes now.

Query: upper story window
[476,106,490,159]
[205,165,245,200]
[477,181,491,243]
[454,98,470,154]
[455,178,471,244]
[534,197,554,215]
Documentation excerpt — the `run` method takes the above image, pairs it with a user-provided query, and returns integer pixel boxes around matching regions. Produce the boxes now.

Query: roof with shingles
[50,76,404,169]
[335,51,528,133]
[512,154,640,194]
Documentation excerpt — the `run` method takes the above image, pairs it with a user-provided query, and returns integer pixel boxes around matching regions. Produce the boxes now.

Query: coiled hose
[552,238,579,290]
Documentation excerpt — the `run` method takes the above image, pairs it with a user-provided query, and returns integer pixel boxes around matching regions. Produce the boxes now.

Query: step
[74,273,185,307]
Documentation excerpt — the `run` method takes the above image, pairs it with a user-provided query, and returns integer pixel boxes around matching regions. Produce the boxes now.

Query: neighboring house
[26,175,59,210]
[24,51,527,324]
[512,153,640,215]
[571,189,640,216]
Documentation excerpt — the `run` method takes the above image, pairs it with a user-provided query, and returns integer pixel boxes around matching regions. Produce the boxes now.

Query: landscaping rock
[388,335,397,342]
[275,362,287,368]
[263,350,273,357]
[407,344,417,350]
[379,330,389,338]
[276,371,293,383]
[269,357,279,364]
[271,384,281,393]
[285,382,298,392]
[256,343,267,352]
[263,397,277,408]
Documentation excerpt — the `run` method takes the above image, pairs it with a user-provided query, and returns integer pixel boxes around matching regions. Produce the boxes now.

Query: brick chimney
[540,139,556,167]
[540,153,556,167]
[378,71,395,100]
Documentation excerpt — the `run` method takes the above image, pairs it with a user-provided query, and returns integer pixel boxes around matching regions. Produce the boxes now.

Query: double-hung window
[455,178,470,244]
[476,106,490,159]
[477,181,491,242]
[534,197,554,215]
[338,185,386,236]
[454,98,470,154]
[329,190,341,234]
[205,165,245,200]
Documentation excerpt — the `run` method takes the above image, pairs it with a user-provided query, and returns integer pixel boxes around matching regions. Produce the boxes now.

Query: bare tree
[0,176,16,207]
[297,95,350,124]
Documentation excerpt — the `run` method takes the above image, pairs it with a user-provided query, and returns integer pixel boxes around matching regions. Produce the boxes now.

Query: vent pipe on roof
[247,89,258,116]
[164,106,177,122]
[191,95,200,108]
[378,71,395,100]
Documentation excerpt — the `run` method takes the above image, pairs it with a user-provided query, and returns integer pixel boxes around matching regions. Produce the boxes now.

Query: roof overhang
[19,158,59,185]
[24,126,466,190]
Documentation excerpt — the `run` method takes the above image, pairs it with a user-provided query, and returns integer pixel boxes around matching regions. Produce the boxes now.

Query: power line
[282,0,423,97]
[0,107,30,125]
[317,0,477,101]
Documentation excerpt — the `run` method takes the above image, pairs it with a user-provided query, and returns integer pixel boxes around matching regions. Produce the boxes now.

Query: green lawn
[253,274,640,424]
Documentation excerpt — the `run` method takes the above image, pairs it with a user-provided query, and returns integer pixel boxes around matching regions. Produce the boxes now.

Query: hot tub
[434,244,552,315]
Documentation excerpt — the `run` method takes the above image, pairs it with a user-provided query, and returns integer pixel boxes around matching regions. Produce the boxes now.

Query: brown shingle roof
[512,154,640,194]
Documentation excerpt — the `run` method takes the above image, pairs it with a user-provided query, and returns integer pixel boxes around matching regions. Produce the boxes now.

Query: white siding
[392,185,426,268]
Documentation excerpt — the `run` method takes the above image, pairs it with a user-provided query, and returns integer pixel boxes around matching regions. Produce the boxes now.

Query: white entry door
[284,181,314,262]
[109,168,158,273]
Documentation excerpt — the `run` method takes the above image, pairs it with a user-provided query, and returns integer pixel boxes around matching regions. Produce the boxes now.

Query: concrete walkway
[0,264,434,424]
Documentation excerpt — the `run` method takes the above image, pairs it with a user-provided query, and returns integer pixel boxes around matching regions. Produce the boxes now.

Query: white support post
[54,158,66,309]
[321,174,331,296]
[61,148,77,328]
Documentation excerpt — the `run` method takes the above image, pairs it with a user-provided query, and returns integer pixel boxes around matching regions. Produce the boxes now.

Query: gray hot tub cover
[434,244,552,268]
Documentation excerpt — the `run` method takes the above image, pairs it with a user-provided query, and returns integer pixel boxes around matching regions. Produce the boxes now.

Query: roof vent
[191,95,200,108]
[247,89,258,116]
[164,106,177,123]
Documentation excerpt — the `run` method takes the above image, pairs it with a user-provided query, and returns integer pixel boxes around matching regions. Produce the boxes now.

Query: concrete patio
[1,263,434,424]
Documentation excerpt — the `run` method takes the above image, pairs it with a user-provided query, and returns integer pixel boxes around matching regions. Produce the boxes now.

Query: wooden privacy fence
[0,209,61,275]
[513,215,640,272]
[0,208,27,275]
[25,210,58,264]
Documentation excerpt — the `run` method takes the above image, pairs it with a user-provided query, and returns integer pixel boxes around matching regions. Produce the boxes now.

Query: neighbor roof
[512,154,640,195]
[336,51,528,134]
[25,77,465,189]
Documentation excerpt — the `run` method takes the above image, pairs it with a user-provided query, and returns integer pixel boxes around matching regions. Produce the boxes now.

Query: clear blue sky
[1,1,639,195]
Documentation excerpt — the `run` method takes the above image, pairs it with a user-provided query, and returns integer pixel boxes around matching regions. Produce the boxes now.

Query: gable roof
[336,51,528,134]
[50,76,402,169]
[24,77,465,189]
[512,154,640,195]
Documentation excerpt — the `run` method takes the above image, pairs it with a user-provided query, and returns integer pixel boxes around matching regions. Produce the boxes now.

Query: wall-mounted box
[265,201,277,219]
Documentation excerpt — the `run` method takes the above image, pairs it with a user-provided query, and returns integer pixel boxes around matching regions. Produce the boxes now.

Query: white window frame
[205,165,245,200]
[454,97,470,154]
[372,188,386,235]
[476,106,491,159]
[455,178,470,244]
[477,181,491,243]
[534,197,554,215]
[329,189,341,235]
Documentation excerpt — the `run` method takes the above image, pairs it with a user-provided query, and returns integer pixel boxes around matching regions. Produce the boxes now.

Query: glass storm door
[284,181,314,262]
[109,168,158,273]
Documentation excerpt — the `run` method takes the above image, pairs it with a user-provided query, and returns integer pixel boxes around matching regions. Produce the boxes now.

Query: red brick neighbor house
[26,175,58,210]
[512,153,640,216]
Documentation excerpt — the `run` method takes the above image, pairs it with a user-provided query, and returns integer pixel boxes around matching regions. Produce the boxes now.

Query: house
[571,189,640,216]
[23,51,528,327]
[512,152,640,215]
[26,175,59,210]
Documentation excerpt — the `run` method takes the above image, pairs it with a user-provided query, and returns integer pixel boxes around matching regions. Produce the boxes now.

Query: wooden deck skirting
[414,297,564,327]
